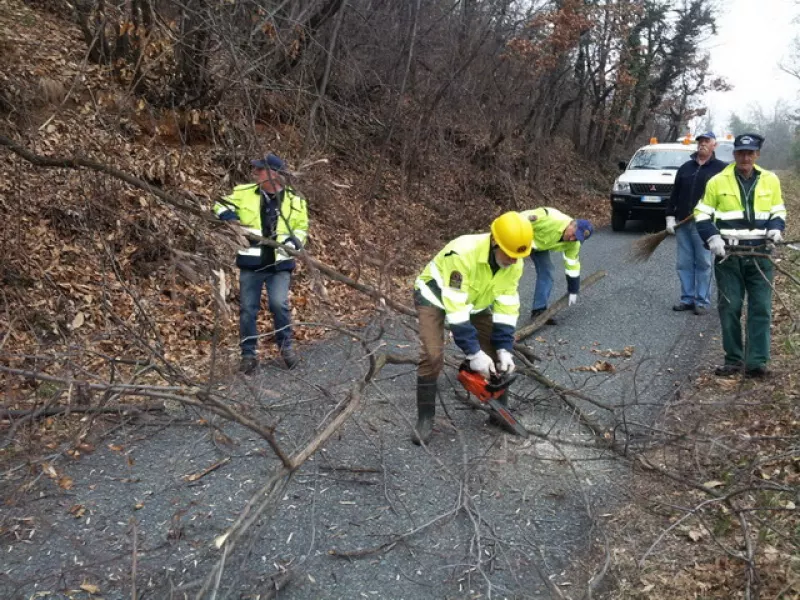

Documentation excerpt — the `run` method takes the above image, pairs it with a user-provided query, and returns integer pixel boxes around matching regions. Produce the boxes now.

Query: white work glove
[496,349,515,374]
[766,230,783,244]
[568,293,578,306]
[707,235,726,258]
[665,216,677,235]
[466,350,496,379]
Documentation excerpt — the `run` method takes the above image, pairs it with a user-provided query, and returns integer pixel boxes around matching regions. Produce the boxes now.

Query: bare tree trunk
[304,0,348,157]
[365,0,421,204]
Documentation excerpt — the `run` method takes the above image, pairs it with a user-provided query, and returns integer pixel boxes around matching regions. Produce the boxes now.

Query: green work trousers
[714,254,774,370]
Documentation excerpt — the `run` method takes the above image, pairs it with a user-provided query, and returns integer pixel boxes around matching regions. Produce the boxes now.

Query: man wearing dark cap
[665,131,727,315]
[695,133,786,378]
[519,207,594,323]
[214,153,309,374]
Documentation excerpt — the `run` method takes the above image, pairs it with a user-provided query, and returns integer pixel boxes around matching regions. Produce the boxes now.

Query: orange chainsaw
[457,362,528,437]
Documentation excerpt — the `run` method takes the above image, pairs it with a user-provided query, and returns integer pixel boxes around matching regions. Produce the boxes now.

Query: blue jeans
[239,268,292,357]
[531,251,555,310]
[675,221,713,308]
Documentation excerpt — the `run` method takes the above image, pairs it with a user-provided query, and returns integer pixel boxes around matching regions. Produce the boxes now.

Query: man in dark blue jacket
[664,132,727,315]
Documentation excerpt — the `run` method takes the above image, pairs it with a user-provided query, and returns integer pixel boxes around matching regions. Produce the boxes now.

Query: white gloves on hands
[707,235,726,258]
[767,230,783,244]
[496,349,515,374]
[467,350,496,379]
[568,293,578,307]
[665,216,677,235]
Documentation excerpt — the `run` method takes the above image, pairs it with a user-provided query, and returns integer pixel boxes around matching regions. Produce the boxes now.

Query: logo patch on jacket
[449,271,463,289]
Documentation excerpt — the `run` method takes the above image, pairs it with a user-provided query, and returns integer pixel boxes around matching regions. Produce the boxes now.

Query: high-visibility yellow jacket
[213,184,308,270]
[520,207,582,294]
[415,233,522,355]
[695,164,786,247]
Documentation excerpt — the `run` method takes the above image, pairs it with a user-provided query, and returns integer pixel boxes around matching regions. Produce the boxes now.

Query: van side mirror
[618,161,627,171]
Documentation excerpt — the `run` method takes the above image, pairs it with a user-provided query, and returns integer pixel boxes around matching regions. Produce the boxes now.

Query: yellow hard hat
[491,211,533,258]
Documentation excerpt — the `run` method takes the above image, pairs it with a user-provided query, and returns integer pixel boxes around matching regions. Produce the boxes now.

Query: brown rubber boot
[411,376,437,446]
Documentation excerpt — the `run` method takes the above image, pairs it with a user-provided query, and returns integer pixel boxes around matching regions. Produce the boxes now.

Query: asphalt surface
[1,220,721,600]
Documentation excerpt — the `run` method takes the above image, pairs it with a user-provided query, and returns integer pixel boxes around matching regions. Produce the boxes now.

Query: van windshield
[628,148,694,170]
[715,142,734,163]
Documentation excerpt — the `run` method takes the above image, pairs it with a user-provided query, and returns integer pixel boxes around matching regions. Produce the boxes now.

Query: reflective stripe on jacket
[695,164,785,247]
[520,207,582,294]
[414,233,522,355]
[213,184,309,269]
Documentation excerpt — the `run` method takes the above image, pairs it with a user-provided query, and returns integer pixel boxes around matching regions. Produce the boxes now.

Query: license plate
[641,195,662,203]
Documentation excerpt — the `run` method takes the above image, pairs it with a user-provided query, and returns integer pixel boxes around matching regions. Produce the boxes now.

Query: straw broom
[630,214,694,262]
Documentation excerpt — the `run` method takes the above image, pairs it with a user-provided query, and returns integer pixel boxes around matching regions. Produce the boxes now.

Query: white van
[609,141,694,231]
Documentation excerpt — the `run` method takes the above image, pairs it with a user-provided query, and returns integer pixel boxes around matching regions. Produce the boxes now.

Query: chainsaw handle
[486,372,517,392]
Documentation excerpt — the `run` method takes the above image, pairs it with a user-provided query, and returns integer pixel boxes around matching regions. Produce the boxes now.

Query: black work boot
[530,308,557,326]
[411,376,437,446]
[714,363,743,377]
[281,346,299,370]
[239,356,258,375]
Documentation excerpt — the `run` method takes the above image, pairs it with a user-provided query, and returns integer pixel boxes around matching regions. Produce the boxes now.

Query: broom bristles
[630,230,669,262]
[629,215,693,262]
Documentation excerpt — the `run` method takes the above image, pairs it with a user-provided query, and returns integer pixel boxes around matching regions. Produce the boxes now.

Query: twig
[638,496,724,567]
[732,499,760,600]
[0,404,165,418]
[130,517,138,600]
[182,457,231,482]
[263,570,293,599]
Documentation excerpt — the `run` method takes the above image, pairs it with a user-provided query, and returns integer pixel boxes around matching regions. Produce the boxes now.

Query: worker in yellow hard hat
[411,211,532,445]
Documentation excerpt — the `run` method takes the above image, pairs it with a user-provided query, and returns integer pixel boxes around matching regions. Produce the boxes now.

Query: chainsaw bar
[487,397,529,438]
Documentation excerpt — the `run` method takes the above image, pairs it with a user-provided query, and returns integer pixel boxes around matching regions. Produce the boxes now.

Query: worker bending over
[411,211,533,445]
[520,208,593,322]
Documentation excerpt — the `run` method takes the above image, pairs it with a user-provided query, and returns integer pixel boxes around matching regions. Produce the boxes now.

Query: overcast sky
[700,0,800,133]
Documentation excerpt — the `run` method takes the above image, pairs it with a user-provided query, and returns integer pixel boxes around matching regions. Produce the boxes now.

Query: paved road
[517,219,719,426]
[1,221,720,600]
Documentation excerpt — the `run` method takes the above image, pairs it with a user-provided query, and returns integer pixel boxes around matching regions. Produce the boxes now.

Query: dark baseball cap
[250,153,288,173]
[733,133,764,151]
[695,131,715,141]
[575,219,593,242]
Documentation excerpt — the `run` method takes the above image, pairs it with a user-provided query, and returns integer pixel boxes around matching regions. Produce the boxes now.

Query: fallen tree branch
[0,404,165,419]
[196,347,399,598]
[0,133,208,219]
[515,270,607,342]
[514,356,613,443]
[0,364,292,468]
[0,134,418,318]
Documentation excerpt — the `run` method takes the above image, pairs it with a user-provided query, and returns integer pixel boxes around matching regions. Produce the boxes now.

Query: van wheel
[611,208,627,232]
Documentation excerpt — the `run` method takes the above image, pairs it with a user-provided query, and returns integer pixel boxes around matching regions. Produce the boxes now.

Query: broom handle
[673,214,694,230]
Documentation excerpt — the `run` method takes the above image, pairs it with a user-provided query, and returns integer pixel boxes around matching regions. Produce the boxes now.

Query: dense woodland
[38,0,737,168]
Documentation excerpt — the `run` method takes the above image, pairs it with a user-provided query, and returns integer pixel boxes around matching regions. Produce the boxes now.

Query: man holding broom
[664,132,727,315]
[694,133,786,378]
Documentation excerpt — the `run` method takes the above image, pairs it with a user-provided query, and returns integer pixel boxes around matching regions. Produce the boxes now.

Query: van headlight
[612,179,630,193]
